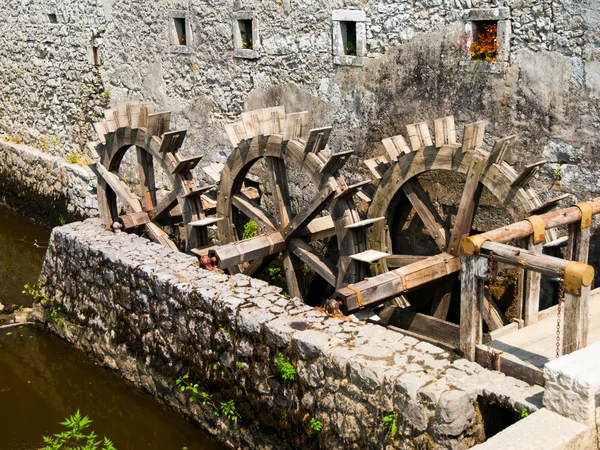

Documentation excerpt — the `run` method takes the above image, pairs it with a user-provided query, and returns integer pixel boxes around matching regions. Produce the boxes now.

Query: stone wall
[1,0,599,204]
[0,141,97,226]
[36,219,545,449]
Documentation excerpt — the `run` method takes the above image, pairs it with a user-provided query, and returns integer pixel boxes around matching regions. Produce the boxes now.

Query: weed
[277,353,296,382]
[309,418,323,433]
[12,135,22,144]
[236,362,244,372]
[383,412,398,438]
[42,410,117,450]
[176,374,241,422]
[51,137,59,146]
[67,152,79,164]
[22,283,49,304]
[220,399,240,422]
[282,291,291,300]
[2,135,8,142]
[242,220,259,239]
[555,160,565,181]
[58,215,67,225]
[521,408,529,419]
[103,89,110,98]
[51,307,62,324]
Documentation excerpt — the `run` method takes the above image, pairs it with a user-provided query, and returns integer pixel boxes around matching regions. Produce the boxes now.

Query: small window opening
[476,397,519,440]
[239,20,253,49]
[340,21,357,56]
[92,47,100,67]
[470,21,498,62]
[48,13,58,24]
[174,17,187,46]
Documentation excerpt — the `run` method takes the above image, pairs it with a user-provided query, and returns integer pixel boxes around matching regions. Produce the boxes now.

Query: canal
[0,206,224,450]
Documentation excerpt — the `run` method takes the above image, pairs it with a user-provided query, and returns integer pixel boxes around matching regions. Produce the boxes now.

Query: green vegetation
[175,374,241,422]
[242,220,259,239]
[277,353,296,382]
[345,40,356,56]
[268,266,282,283]
[555,160,565,181]
[67,152,79,164]
[521,408,530,419]
[309,418,323,433]
[58,214,67,225]
[103,89,110,98]
[382,412,398,438]
[22,282,49,304]
[42,410,117,450]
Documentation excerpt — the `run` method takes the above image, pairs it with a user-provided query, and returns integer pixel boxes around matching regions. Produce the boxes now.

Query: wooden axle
[465,198,600,246]
[210,233,286,268]
[336,253,460,312]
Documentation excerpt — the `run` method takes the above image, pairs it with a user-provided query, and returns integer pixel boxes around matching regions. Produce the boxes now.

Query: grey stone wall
[37,219,544,449]
[1,0,599,202]
[0,141,97,226]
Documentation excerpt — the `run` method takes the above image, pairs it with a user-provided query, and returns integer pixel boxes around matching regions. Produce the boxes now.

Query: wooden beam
[382,134,411,161]
[364,156,391,180]
[524,238,543,326]
[210,233,286,269]
[392,311,460,347]
[511,160,546,187]
[431,278,454,320]
[483,294,507,331]
[146,222,178,250]
[406,122,433,150]
[281,185,335,239]
[529,193,571,215]
[336,253,460,312]
[95,163,142,212]
[447,154,485,255]
[462,121,486,152]
[434,116,456,148]
[320,150,354,174]
[232,193,277,232]
[487,135,516,168]
[147,190,179,222]
[335,180,370,200]
[475,345,544,386]
[300,216,336,242]
[283,111,308,141]
[386,254,429,268]
[136,146,157,210]
[118,211,151,229]
[402,178,449,252]
[305,127,332,154]
[147,111,171,136]
[172,155,203,174]
[158,130,187,153]
[288,238,338,286]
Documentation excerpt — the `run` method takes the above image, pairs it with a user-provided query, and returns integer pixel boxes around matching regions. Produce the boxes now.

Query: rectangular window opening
[341,21,357,56]
[48,13,57,24]
[239,20,253,49]
[470,20,498,62]
[174,17,187,46]
[92,47,100,67]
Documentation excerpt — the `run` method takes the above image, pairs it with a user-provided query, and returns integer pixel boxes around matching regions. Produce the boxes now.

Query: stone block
[433,390,475,436]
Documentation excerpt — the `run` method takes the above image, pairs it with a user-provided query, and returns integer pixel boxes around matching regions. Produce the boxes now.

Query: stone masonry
[37,219,544,449]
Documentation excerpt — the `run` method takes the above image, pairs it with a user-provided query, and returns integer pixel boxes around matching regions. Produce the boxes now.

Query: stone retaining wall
[0,141,97,226]
[36,219,545,449]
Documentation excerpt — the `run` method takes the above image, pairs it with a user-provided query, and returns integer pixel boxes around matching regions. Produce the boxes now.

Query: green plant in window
[345,40,356,56]
[242,37,253,49]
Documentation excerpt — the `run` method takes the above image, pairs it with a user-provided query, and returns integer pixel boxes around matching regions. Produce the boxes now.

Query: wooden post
[562,222,591,354]
[460,255,487,361]
[524,237,543,326]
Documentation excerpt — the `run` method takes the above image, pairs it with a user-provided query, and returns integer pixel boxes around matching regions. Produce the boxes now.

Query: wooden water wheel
[210,106,370,301]
[348,116,562,331]
[90,102,216,253]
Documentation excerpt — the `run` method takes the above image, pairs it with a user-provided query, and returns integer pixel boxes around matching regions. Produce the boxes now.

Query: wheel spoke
[430,278,455,320]
[289,238,338,287]
[281,185,335,240]
[283,251,304,301]
[146,221,178,250]
[402,179,449,252]
[266,156,292,228]
[136,146,157,210]
[147,190,179,222]
[95,163,142,212]
[447,155,487,255]
[232,193,277,232]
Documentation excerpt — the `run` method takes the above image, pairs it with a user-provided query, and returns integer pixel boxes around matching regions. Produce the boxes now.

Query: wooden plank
[386,254,428,268]
[402,178,449,252]
[544,236,569,249]
[382,134,411,161]
[300,216,335,242]
[434,116,456,147]
[288,238,338,286]
[189,217,224,227]
[190,245,219,258]
[283,250,305,301]
[529,193,571,215]
[462,121,486,152]
[431,278,454,320]
[147,111,171,136]
[281,185,335,239]
[172,155,203,174]
[95,163,142,212]
[320,150,353,174]
[406,122,433,150]
[483,294,507,331]
[349,250,390,263]
[447,154,486,255]
[118,211,150,229]
[147,190,178,222]
[335,180,370,200]
[136,146,157,210]
[364,156,391,180]
[460,255,487,361]
[202,163,224,183]
[242,109,265,138]
[283,111,308,141]
[158,130,187,153]
[224,121,248,148]
[487,135,516,168]
[130,103,154,129]
[146,221,178,251]
[232,193,277,232]
[394,311,460,347]
[305,127,332,154]
[104,109,118,132]
[511,160,546,187]
[262,106,286,136]
[210,233,287,268]
[93,121,108,143]
[182,184,217,199]
[489,322,519,340]
[116,103,131,128]
[475,345,544,386]
[345,217,385,229]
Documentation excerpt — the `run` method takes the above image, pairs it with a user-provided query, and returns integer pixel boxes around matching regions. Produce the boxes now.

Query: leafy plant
[58,214,67,225]
[102,89,110,98]
[42,410,117,450]
[51,307,62,324]
[555,160,565,181]
[382,412,398,438]
[236,362,244,372]
[176,375,240,422]
[242,220,259,239]
[277,353,296,382]
[242,37,253,49]
[67,152,79,164]
[268,266,282,283]
[521,408,530,419]
[470,22,499,62]
[309,418,323,433]
[22,282,49,304]
[345,40,356,56]
[219,399,240,422]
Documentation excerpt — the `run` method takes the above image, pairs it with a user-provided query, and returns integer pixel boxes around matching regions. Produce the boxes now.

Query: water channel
[0,206,224,450]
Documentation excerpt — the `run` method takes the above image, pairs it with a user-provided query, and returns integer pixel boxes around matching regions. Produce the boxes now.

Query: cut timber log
[511,160,546,187]
[336,253,460,312]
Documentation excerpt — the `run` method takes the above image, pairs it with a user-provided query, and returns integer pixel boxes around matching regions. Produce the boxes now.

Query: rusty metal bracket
[525,215,547,244]
[563,261,595,295]
[461,235,489,256]
[347,285,364,308]
[575,202,593,229]
[392,268,408,292]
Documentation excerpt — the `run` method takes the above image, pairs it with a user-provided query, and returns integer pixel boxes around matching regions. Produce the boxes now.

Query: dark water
[0,206,50,307]
[0,207,224,450]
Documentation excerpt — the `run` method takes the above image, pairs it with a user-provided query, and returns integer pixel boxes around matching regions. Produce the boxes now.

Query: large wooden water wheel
[210,106,370,301]
[90,102,216,253]
[343,116,562,332]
